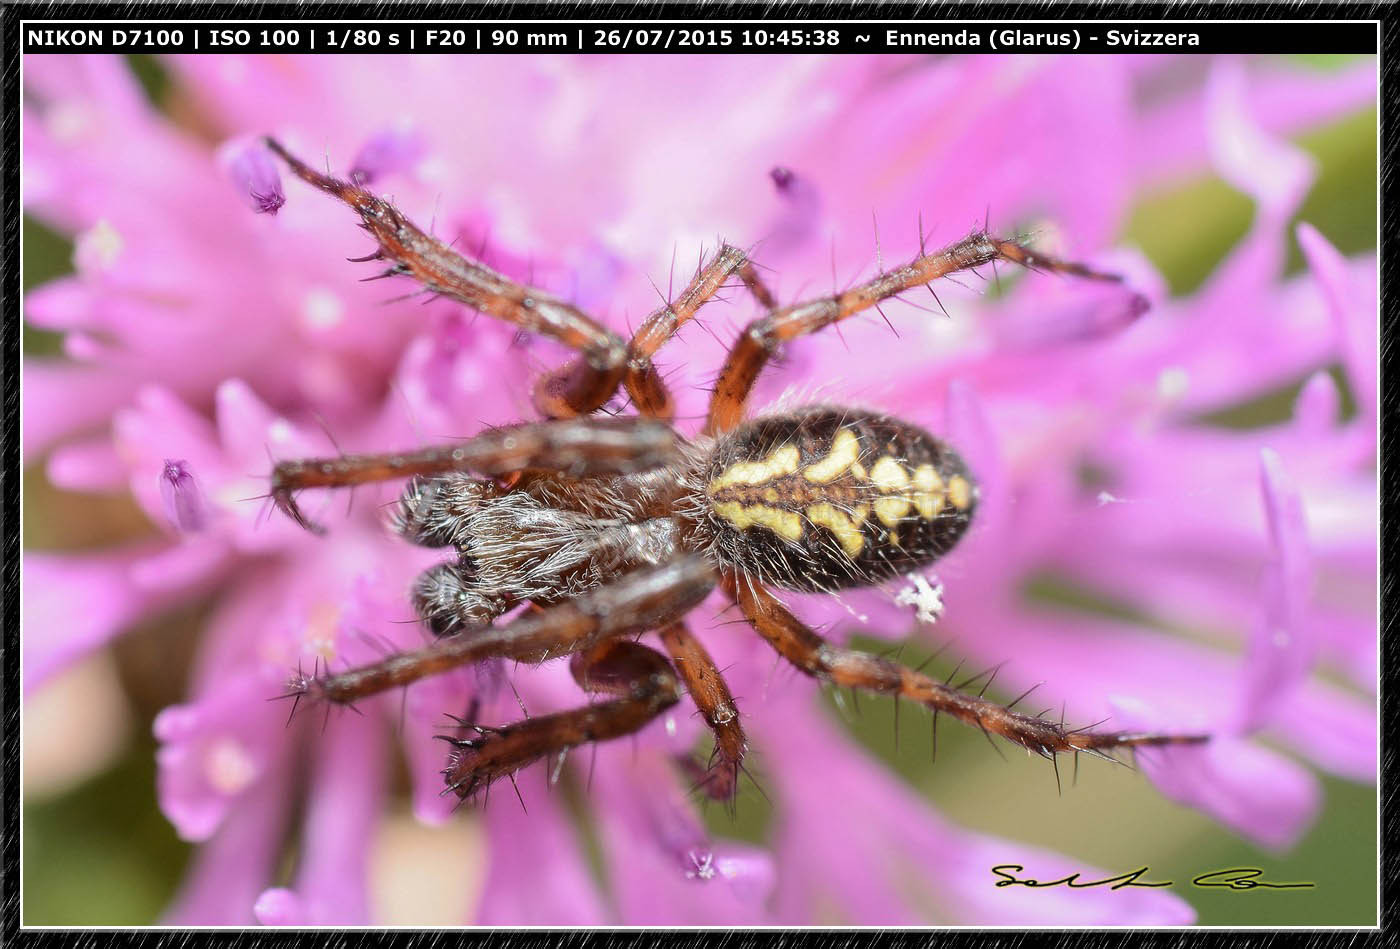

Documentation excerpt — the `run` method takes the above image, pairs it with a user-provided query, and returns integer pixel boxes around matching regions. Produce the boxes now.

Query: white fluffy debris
[895,572,945,625]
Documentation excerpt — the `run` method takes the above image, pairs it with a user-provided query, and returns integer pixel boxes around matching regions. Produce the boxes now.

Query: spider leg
[729,575,1207,758]
[657,621,746,804]
[621,245,773,419]
[440,639,681,800]
[289,556,715,705]
[265,137,628,418]
[271,415,678,532]
[704,229,1142,435]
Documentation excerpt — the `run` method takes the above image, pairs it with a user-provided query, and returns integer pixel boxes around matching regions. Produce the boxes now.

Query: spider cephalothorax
[263,137,1205,804]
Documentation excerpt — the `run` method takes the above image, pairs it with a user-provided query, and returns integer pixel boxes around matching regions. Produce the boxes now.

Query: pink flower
[23,53,1375,924]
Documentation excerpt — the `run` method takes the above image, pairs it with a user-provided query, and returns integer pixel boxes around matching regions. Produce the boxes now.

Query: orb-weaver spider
[262,137,1206,804]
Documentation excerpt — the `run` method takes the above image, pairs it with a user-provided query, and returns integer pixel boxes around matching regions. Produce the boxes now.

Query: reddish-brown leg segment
[729,575,1207,758]
[657,621,747,802]
[440,639,681,799]
[291,556,716,705]
[265,137,628,418]
[704,230,1140,434]
[271,416,679,532]
[621,245,771,419]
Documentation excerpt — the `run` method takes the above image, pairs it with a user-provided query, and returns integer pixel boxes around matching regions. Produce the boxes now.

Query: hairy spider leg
[657,621,747,804]
[729,576,1208,758]
[264,137,628,418]
[290,556,715,705]
[704,230,1142,435]
[440,639,681,800]
[271,415,680,532]
[621,244,774,420]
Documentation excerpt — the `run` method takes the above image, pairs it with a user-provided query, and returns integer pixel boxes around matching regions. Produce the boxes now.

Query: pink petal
[473,775,608,924]
[593,751,777,924]
[400,664,490,826]
[284,714,386,923]
[24,278,91,332]
[46,435,125,492]
[942,378,1006,563]
[949,835,1195,925]
[761,165,824,255]
[1134,58,1375,185]
[252,888,309,926]
[153,668,288,841]
[1293,370,1341,435]
[992,279,1149,351]
[1111,697,1320,852]
[23,546,167,691]
[349,124,427,185]
[128,537,231,594]
[759,692,1195,923]
[23,360,138,459]
[1296,222,1377,425]
[1266,679,1377,783]
[162,751,295,924]
[1207,60,1316,216]
[1234,449,1316,732]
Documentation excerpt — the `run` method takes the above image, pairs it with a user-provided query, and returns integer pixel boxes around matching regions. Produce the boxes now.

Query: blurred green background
[22,54,1377,926]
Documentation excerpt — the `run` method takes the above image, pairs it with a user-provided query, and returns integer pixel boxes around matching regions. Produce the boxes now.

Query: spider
[262,137,1207,804]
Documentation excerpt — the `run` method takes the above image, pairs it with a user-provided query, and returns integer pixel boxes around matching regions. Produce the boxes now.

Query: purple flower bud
[159,459,207,533]
[224,141,286,215]
[348,125,426,186]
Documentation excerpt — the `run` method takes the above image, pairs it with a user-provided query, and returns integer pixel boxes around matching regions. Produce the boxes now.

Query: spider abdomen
[701,408,977,591]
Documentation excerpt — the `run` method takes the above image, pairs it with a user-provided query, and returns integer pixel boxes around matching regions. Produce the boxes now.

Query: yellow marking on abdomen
[805,503,869,557]
[802,429,861,483]
[708,444,800,493]
[712,501,804,542]
[913,464,945,519]
[873,496,912,527]
[869,456,910,493]
[867,456,911,527]
[947,474,974,511]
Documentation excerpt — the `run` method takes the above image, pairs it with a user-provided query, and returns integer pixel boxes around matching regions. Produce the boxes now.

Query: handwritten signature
[992,864,1315,891]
